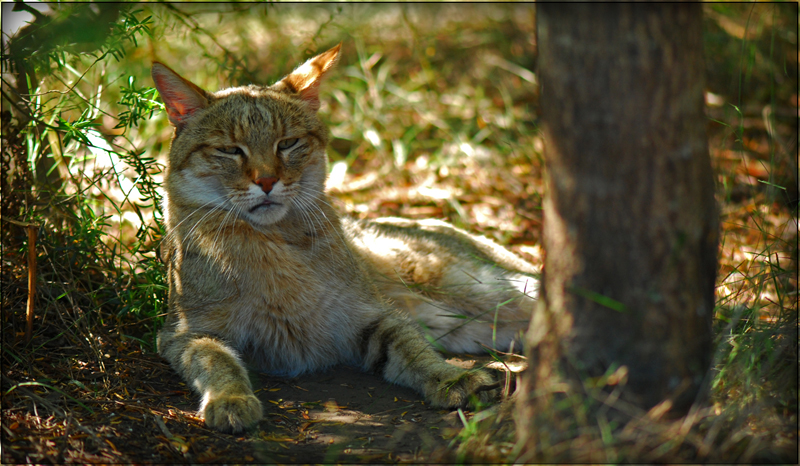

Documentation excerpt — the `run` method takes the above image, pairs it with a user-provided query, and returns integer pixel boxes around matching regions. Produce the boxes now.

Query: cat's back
[343,216,539,278]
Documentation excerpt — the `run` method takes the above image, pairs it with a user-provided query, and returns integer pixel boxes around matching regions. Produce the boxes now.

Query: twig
[2,218,39,228]
[153,414,174,437]
[26,224,38,344]
[25,52,110,98]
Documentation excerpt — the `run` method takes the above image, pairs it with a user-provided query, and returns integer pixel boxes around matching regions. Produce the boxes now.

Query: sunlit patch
[484,360,526,373]
[311,410,384,426]
[198,389,211,415]
[327,161,348,190]
[364,128,382,148]
[417,185,453,201]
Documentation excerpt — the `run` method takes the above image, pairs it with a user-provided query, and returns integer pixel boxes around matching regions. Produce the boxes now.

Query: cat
[151,43,539,433]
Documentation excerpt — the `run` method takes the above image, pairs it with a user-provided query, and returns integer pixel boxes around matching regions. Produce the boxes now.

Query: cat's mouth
[250,200,281,212]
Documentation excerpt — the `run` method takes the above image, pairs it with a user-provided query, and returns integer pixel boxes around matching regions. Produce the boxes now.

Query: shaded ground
[2,325,519,463]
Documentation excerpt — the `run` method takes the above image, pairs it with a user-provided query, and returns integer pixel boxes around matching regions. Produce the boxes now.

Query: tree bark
[517,2,718,457]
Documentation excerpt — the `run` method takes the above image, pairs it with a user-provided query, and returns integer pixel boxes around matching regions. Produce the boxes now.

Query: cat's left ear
[279,43,341,112]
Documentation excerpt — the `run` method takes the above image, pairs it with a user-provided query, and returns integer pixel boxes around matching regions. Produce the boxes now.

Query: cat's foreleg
[158,329,262,432]
[359,310,497,408]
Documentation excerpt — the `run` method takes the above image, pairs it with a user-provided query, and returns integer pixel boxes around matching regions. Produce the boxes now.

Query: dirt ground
[2,330,520,464]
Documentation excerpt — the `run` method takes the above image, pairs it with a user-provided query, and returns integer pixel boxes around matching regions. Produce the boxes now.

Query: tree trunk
[517,2,718,457]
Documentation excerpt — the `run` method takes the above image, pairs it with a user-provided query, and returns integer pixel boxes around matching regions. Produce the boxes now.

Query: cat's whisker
[183,204,228,252]
[292,194,331,256]
[206,206,238,270]
[296,191,355,266]
[160,195,228,246]
[212,203,238,246]
[222,205,245,283]
[172,200,228,241]
[294,202,320,251]
[305,187,343,210]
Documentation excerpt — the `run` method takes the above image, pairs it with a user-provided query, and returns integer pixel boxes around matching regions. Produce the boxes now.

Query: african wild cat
[151,44,539,433]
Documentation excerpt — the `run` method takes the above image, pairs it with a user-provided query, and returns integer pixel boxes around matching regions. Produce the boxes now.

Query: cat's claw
[201,392,263,433]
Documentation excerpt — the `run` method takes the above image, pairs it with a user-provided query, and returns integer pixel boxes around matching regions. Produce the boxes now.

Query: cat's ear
[151,62,210,129]
[279,43,341,112]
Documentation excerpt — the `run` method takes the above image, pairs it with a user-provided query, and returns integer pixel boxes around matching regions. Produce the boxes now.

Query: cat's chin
[242,203,290,227]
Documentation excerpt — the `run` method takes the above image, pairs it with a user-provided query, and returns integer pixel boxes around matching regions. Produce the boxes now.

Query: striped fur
[152,45,538,433]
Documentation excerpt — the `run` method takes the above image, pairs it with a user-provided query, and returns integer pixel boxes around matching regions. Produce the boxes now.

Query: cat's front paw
[200,391,263,433]
[426,367,499,409]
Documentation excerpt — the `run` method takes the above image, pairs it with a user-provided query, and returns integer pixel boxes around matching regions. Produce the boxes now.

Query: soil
[2,335,520,464]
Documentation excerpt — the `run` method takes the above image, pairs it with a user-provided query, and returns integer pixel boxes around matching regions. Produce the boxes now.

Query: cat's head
[152,44,341,228]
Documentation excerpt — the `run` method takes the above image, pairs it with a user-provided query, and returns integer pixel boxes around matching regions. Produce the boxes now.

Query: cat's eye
[277,138,299,150]
[218,146,244,156]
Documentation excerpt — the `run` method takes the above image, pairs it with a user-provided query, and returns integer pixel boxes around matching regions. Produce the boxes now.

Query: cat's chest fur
[166,208,368,374]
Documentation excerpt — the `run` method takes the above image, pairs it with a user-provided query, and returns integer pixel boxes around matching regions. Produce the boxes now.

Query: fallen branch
[3,219,39,344]
[26,225,36,344]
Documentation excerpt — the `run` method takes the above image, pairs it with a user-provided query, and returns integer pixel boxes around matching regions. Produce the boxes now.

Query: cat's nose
[254,176,278,193]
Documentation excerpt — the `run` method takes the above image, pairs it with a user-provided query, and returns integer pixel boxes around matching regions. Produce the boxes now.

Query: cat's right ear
[151,62,209,129]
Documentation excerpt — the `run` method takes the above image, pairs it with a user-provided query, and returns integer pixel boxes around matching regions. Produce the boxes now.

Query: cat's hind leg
[383,267,537,354]
[358,309,498,408]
